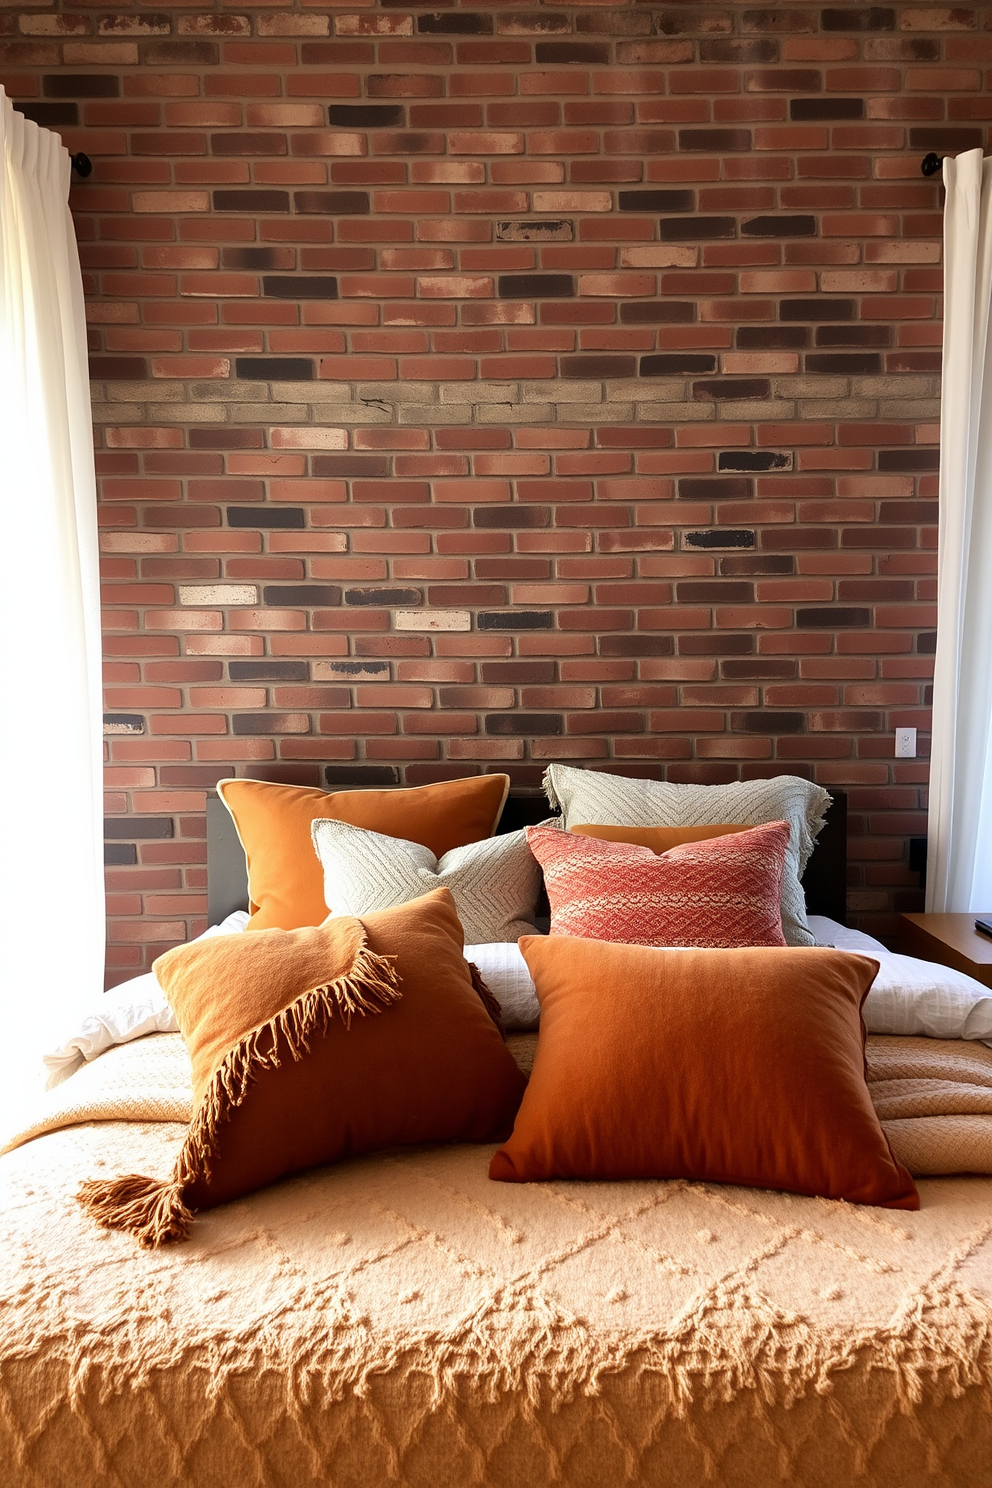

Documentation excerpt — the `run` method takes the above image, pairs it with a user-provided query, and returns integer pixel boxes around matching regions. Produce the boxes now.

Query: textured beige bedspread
[1,1034,991,1487]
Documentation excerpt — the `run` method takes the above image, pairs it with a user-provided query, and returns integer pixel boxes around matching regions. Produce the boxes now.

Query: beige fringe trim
[77,934,401,1249]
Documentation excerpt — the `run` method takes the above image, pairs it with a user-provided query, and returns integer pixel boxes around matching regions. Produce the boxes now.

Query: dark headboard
[207,787,848,928]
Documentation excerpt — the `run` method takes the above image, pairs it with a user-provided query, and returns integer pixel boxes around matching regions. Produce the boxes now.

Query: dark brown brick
[693,379,770,401]
[227,507,305,529]
[718,451,790,472]
[234,358,313,381]
[821,8,895,30]
[677,581,754,603]
[678,129,752,152]
[475,506,550,528]
[478,611,554,630]
[105,844,136,866]
[659,216,737,241]
[325,765,400,786]
[816,325,892,347]
[327,104,405,127]
[192,429,265,449]
[16,101,78,125]
[262,585,341,606]
[679,634,754,656]
[311,454,390,477]
[560,355,637,378]
[43,74,119,98]
[684,529,756,549]
[908,127,984,152]
[781,298,855,321]
[229,661,309,681]
[210,133,287,156]
[805,353,883,374]
[878,501,939,523]
[294,191,370,214]
[918,633,937,655]
[738,325,809,348]
[482,661,556,684]
[741,215,816,237]
[345,587,422,605]
[618,189,695,212]
[678,477,752,500]
[90,357,147,380]
[263,276,338,299]
[323,660,388,677]
[224,247,289,271]
[233,714,310,736]
[599,635,675,657]
[498,274,574,298]
[486,713,562,735]
[722,658,797,679]
[796,607,870,628]
[790,98,864,120]
[213,190,290,213]
[736,711,805,732]
[105,817,173,839]
[103,714,144,735]
[620,302,695,323]
[535,41,610,63]
[641,353,717,375]
[418,11,493,33]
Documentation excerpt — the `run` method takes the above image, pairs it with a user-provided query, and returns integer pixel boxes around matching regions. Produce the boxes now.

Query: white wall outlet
[895,727,917,758]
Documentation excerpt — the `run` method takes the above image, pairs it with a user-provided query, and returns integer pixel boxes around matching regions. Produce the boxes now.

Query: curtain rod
[921,152,945,178]
[70,153,92,178]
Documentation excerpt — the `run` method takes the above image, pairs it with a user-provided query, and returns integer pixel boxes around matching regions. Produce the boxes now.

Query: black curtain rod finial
[921,151,944,178]
[70,152,92,178]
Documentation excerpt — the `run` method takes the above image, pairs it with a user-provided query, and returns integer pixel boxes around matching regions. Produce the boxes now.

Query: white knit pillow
[311,818,543,944]
[542,764,830,948]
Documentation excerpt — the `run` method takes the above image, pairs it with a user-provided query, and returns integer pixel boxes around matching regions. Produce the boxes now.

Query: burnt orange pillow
[571,822,751,852]
[217,773,510,930]
[490,937,919,1210]
[79,889,527,1246]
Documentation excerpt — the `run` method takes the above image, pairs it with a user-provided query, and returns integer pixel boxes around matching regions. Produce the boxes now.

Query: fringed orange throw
[79,889,526,1247]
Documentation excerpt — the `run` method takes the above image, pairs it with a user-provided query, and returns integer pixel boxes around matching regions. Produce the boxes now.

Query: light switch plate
[895,727,917,758]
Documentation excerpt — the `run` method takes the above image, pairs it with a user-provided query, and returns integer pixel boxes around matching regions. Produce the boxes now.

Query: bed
[1,789,990,1488]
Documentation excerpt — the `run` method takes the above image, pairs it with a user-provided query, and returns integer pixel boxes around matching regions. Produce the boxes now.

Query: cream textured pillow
[542,764,830,947]
[312,818,543,944]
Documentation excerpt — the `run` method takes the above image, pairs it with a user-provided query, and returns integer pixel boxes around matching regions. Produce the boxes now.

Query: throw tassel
[468,962,507,1039]
[77,1172,192,1248]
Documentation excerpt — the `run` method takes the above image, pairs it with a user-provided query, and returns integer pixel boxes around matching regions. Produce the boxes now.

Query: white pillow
[542,763,829,948]
[311,817,542,944]
[43,911,249,1086]
[465,942,540,1030]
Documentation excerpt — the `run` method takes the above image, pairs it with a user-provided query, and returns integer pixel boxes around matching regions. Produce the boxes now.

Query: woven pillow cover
[217,773,510,931]
[78,890,526,1247]
[312,817,543,944]
[542,764,829,947]
[525,820,789,948]
[490,935,919,1211]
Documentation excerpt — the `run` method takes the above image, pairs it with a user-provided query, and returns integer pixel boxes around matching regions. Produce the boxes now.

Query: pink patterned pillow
[525,821,790,949]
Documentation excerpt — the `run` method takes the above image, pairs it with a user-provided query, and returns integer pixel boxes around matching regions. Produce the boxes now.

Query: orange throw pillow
[490,936,919,1210]
[217,774,510,930]
[78,889,527,1246]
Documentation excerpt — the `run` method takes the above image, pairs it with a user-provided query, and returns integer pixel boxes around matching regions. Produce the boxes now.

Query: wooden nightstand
[898,913,992,991]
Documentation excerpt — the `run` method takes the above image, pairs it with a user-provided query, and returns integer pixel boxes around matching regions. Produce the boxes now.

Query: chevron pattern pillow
[543,764,830,948]
[312,818,543,944]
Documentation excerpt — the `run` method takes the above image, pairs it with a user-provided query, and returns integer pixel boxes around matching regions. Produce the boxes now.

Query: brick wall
[4,1,986,978]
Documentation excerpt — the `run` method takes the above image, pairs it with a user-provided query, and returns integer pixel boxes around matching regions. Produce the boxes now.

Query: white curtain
[0,88,104,1117]
[927,148,992,912]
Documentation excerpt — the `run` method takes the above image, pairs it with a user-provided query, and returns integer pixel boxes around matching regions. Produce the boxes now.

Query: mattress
[1,1031,991,1487]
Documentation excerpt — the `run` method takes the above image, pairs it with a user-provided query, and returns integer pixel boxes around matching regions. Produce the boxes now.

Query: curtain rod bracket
[921,152,945,178]
[70,152,92,179]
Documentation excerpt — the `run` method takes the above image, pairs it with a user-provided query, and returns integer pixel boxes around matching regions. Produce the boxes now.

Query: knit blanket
[1,1033,990,1487]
